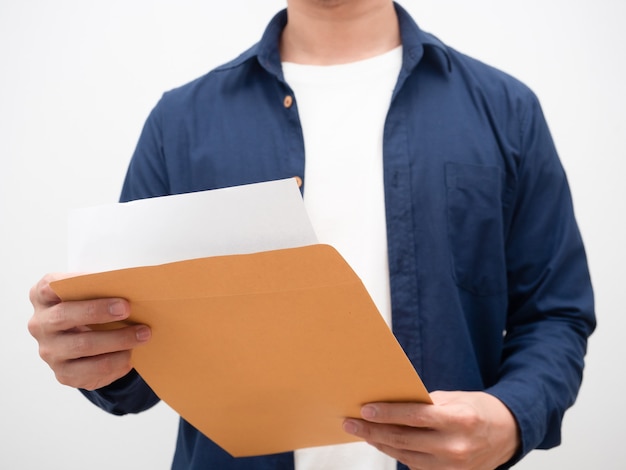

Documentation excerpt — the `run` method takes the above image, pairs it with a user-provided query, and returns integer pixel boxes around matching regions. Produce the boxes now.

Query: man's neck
[280,0,400,65]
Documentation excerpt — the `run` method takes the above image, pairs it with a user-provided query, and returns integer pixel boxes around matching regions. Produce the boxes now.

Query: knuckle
[54,353,131,390]
[29,276,47,305]
[46,303,66,329]
[28,283,39,306]
[36,338,63,367]
[388,427,411,449]
[90,353,131,390]
[38,344,55,364]
[30,275,60,306]
[27,315,40,338]
[53,360,77,387]
[83,300,100,323]
[69,333,94,357]
[456,406,481,429]
[94,354,116,377]
[406,409,428,427]
[447,439,473,463]
[55,370,73,387]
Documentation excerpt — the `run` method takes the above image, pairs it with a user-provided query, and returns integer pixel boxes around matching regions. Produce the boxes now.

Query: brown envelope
[51,244,431,457]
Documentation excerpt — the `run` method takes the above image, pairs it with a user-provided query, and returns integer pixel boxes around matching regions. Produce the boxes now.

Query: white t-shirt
[282,45,403,470]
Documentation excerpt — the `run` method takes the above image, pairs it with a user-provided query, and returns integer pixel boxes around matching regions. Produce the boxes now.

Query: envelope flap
[51,244,355,301]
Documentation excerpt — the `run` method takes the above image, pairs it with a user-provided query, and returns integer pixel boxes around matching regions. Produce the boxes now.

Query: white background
[1,1,624,468]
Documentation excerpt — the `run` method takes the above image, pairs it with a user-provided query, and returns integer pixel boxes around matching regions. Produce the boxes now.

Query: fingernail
[343,419,359,435]
[108,300,126,317]
[135,325,151,342]
[361,405,377,419]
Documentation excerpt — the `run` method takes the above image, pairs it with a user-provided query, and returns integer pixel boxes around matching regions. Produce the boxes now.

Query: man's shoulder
[445,45,536,101]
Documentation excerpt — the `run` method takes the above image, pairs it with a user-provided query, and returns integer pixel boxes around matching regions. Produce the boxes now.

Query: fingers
[29,274,131,336]
[343,392,520,470]
[341,401,439,453]
[358,401,442,428]
[343,419,442,453]
[55,350,135,391]
[29,273,64,308]
[353,393,478,429]
[53,351,132,390]
[38,324,151,390]
[40,324,151,364]
[342,419,440,469]
[28,274,151,390]
[39,297,131,334]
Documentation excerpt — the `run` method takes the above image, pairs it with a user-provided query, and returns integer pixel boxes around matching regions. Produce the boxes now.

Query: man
[28,1,595,469]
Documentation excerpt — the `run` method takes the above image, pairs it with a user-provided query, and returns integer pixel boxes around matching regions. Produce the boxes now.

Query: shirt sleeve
[120,97,171,202]
[80,98,170,414]
[486,91,596,463]
[80,370,160,415]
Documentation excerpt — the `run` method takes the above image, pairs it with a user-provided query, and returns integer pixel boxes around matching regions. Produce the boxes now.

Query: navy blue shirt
[82,4,595,469]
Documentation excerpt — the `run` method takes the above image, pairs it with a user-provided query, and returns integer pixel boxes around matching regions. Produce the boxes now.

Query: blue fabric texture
[81,4,595,469]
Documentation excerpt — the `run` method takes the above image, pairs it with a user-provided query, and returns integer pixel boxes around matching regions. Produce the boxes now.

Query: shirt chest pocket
[445,162,507,295]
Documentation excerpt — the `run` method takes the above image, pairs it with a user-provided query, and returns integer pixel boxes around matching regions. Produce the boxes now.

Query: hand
[343,391,520,470]
[28,273,151,391]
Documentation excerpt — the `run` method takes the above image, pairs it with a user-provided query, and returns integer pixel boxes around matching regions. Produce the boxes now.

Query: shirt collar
[219,2,451,81]
[393,2,451,75]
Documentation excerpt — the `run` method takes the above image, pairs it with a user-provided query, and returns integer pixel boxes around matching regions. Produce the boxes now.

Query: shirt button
[283,95,293,108]
[294,176,303,187]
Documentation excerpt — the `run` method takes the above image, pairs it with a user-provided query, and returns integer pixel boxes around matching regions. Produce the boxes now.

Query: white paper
[68,178,318,272]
